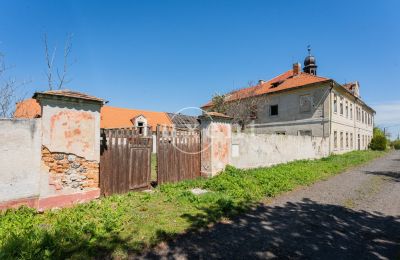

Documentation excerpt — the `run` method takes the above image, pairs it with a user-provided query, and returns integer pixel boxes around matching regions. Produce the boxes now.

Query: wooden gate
[100,128,152,196]
[156,125,201,184]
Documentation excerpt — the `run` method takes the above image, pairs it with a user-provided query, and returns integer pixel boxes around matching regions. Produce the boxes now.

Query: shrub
[369,135,387,151]
[391,140,400,150]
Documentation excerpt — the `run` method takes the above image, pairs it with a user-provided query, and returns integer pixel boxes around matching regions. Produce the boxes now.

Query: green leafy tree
[369,127,388,151]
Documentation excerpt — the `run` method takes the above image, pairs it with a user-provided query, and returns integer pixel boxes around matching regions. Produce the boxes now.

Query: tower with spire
[303,45,318,75]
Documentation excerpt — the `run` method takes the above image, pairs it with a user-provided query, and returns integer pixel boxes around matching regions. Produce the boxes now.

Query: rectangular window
[340,97,344,115]
[362,111,364,123]
[346,132,349,148]
[333,94,337,113]
[350,104,353,119]
[334,131,338,149]
[298,130,312,136]
[250,105,257,119]
[345,101,348,118]
[350,133,353,149]
[300,95,312,113]
[270,105,278,116]
[275,131,286,135]
[340,132,344,149]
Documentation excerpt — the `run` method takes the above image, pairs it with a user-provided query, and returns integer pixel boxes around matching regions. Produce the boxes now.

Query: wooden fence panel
[100,128,152,196]
[157,126,201,184]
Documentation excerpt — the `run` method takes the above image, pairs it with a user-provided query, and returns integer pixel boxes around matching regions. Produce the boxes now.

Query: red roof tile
[202,70,330,108]
[14,99,172,131]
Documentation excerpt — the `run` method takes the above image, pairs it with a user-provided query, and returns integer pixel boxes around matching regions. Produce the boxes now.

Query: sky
[1,0,399,138]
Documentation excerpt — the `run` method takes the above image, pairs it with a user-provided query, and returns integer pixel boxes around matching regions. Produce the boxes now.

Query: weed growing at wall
[0,150,385,259]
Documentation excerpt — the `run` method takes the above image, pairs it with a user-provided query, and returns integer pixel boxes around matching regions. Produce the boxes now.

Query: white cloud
[372,101,400,139]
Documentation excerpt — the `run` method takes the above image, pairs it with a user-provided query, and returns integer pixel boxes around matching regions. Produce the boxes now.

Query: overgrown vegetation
[391,139,400,150]
[369,127,388,151]
[0,150,385,259]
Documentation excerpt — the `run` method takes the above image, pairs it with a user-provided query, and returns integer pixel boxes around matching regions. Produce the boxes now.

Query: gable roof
[100,106,172,131]
[202,70,330,108]
[33,89,105,103]
[14,99,172,131]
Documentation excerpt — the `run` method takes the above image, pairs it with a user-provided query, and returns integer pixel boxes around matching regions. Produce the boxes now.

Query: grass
[151,153,157,181]
[0,150,385,259]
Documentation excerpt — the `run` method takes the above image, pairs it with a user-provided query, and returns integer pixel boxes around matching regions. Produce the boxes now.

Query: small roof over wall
[33,90,105,104]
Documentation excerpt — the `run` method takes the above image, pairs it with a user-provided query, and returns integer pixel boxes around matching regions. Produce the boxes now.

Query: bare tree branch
[43,33,57,90]
[56,33,73,89]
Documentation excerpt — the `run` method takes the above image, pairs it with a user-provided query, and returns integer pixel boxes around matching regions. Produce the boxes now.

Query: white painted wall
[231,133,329,169]
[0,119,42,202]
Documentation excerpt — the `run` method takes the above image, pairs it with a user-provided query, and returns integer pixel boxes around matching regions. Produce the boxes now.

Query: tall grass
[0,150,385,259]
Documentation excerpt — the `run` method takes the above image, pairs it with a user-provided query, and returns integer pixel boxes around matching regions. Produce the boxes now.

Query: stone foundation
[42,146,99,192]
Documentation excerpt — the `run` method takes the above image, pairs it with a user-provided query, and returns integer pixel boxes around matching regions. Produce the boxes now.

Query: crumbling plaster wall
[40,98,101,162]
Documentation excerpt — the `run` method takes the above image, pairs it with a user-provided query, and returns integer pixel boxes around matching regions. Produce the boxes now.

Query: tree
[43,33,74,90]
[369,127,388,151]
[0,53,22,118]
[209,81,265,130]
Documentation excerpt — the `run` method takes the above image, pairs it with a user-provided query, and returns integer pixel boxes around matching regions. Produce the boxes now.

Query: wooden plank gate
[100,128,152,196]
[156,125,201,184]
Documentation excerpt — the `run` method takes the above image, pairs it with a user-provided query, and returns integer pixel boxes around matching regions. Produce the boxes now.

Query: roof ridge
[104,105,167,114]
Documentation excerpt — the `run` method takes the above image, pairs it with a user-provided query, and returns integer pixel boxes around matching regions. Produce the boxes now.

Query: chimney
[293,62,301,76]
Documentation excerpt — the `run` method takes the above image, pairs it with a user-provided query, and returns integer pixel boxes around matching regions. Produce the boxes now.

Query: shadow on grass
[141,198,400,259]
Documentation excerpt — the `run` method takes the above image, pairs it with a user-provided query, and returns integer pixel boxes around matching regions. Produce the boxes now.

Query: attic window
[271,80,284,88]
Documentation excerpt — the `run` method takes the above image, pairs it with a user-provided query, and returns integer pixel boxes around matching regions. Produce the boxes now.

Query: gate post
[199,112,232,177]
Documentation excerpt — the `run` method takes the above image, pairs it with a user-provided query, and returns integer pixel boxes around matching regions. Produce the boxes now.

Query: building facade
[203,50,374,154]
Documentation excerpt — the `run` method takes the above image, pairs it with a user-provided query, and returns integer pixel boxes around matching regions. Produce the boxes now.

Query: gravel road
[140,151,400,259]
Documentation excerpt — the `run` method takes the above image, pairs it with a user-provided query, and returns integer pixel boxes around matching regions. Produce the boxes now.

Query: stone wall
[41,146,99,192]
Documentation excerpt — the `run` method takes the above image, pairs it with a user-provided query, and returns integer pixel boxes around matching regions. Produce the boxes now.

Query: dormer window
[130,115,148,135]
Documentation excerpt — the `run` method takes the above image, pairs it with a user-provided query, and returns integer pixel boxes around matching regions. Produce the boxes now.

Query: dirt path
[139,151,400,259]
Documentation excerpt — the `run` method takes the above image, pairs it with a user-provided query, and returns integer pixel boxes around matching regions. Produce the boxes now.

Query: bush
[391,140,400,150]
[369,135,387,151]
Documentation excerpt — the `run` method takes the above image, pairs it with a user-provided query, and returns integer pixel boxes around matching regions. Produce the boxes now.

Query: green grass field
[0,150,385,259]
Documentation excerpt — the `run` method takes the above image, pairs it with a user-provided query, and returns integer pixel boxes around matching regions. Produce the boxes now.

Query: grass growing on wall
[0,150,385,259]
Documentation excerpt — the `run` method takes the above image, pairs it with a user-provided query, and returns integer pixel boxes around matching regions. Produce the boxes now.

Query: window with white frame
[340,97,344,115]
[345,101,349,118]
[350,104,353,119]
[333,94,337,113]
[346,132,349,148]
[350,133,353,149]
[334,131,338,149]
[340,132,344,149]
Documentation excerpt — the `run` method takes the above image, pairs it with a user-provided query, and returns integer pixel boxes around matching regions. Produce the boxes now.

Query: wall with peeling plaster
[231,133,329,169]
[40,98,101,162]
[0,119,42,202]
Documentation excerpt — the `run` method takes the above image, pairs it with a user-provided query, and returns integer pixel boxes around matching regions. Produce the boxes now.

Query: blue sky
[1,0,399,137]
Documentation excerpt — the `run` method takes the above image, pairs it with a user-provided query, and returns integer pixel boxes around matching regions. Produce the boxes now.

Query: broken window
[270,105,278,116]
[300,95,312,113]
[249,105,257,119]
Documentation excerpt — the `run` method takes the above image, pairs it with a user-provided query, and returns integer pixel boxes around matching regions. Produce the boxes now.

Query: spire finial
[307,45,311,55]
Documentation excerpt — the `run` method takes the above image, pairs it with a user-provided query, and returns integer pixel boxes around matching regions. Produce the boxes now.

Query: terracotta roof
[202,70,330,108]
[33,89,105,103]
[205,111,232,118]
[14,99,172,131]
[100,106,172,131]
[14,98,41,118]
